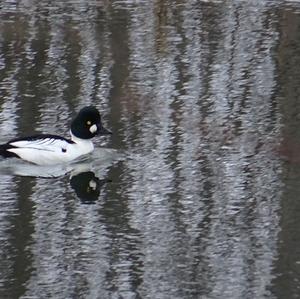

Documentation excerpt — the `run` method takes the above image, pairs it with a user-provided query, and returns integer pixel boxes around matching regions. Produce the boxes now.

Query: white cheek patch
[89,124,97,134]
[89,180,97,190]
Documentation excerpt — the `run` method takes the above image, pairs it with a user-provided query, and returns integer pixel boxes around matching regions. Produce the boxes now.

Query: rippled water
[0,0,300,298]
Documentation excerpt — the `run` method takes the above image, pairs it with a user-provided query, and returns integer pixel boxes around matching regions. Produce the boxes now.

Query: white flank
[7,136,94,165]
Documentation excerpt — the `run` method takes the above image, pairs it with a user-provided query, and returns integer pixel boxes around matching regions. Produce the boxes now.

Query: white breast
[8,136,94,165]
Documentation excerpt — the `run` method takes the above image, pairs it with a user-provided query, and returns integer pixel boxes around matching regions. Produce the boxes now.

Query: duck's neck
[70,131,94,153]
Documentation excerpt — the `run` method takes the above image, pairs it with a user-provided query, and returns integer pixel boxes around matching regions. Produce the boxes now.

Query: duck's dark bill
[99,126,112,135]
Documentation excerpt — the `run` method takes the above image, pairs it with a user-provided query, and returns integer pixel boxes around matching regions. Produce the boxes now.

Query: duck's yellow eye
[87,120,92,126]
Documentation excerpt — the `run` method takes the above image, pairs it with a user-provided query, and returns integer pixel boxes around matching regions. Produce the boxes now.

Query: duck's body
[0,106,111,165]
[0,133,94,165]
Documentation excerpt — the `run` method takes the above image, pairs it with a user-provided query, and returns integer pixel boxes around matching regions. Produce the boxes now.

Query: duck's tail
[0,144,19,158]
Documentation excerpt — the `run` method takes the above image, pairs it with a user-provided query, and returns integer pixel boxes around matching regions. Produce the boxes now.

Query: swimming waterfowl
[0,106,111,165]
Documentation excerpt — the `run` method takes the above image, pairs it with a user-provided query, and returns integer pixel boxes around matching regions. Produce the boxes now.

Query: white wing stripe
[10,138,69,150]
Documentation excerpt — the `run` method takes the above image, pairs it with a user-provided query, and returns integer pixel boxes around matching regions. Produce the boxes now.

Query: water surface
[0,1,299,298]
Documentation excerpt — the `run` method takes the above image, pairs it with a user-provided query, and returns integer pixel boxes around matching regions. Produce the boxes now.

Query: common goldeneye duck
[0,106,112,165]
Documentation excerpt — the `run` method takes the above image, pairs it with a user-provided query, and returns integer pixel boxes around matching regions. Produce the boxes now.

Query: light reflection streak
[0,1,286,298]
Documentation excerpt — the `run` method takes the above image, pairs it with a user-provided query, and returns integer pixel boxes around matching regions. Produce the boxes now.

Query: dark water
[0,0,300,298]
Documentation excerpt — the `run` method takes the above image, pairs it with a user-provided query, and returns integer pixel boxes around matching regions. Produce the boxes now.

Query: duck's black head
[71,106,112,139]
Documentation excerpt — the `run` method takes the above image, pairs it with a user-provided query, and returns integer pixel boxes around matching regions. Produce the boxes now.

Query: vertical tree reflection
[0,1,288,298]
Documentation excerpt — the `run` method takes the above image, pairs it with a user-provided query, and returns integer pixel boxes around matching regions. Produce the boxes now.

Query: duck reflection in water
[0,158,113,204]
[70,171,111,204]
